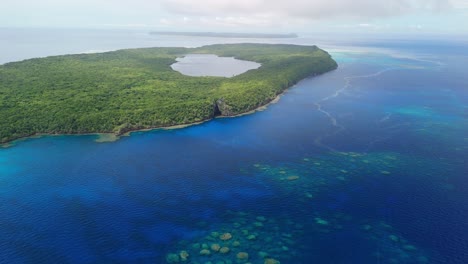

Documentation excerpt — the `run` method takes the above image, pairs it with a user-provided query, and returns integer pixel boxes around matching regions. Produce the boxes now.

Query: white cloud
[409,24,424,29]
[154,16,280,29]
[450,0,468,8]
[331,23,390,30]
[1,0,465,32]
[160,0,453,19]
[154,0,457,29]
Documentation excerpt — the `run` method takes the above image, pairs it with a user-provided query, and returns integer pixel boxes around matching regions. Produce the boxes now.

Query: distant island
[0,44,337,144]
[150,31,299,38]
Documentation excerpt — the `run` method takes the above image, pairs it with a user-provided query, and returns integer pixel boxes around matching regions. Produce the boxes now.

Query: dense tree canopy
[0,44,337,143]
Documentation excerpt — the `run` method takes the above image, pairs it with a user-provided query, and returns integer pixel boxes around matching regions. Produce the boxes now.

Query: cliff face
[214,99,234,116]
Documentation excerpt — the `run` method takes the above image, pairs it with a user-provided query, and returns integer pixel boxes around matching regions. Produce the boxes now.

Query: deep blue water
[1,30,467,263]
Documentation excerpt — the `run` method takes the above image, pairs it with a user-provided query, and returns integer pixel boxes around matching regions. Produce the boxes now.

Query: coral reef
[236,252,249,260]
[199,249,211,256]
[179,251,190,261]
[162,152,436,263]
[211,244,221,252]
[264,258,281,264]
[163,211,304,263]
[220,233,233,241]
[220,247,230,254]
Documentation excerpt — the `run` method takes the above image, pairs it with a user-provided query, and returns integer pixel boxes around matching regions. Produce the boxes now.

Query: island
[0,44,337,144]
[150,32,299,38]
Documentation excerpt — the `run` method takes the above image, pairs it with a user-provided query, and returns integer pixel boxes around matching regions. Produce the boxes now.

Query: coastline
[0,77,302,148]
[1,44,337,148]
[105,91,285,140]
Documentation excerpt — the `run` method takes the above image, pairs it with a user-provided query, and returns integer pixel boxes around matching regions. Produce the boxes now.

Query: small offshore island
[0,44,337,144]
[150,32,299,38]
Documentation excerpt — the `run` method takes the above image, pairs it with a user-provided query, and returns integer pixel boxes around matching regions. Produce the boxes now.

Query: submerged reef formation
[164,211,306,263]
[161,151,451,263]
[163,210,428,264]
[253,151,454,199]
[251,152,401,205]
[360,221,430,263]
[167,152,441,263]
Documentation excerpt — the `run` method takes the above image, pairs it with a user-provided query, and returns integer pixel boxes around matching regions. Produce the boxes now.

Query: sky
[1,0,467,35]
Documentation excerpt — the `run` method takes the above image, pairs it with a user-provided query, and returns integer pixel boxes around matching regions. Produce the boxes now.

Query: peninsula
[0,44,337,143]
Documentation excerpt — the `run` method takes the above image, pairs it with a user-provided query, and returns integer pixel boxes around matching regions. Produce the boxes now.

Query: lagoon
[171,54,261,77]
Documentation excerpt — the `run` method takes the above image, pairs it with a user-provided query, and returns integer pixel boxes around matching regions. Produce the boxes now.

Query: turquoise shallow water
[0,32,467,263]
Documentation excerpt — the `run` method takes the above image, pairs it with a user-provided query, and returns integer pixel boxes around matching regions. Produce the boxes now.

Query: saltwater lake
[0,29,467,263]
[171,54,261,77]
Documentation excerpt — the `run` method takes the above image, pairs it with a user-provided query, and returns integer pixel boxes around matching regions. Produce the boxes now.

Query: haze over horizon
[1,0,468,36]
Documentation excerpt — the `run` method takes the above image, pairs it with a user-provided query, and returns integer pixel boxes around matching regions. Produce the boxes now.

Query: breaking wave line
[314,68,396,151]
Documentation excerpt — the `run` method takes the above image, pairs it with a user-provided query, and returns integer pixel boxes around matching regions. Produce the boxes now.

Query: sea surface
[0,29,467,264]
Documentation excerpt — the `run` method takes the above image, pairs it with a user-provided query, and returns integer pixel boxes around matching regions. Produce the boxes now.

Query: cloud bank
[1,0,465,32]
[161,0,453,19]
[155,0,459,30]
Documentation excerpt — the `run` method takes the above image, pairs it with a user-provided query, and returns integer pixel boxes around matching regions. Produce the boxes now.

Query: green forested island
[0,44,337,143]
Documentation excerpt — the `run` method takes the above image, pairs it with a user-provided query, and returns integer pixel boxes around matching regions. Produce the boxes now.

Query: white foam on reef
[313,51,438,153]
[314,68,396,152]
[327,45,446,71]
[363,122,412,152]
[377,112,392,124]
[317,51,446,153]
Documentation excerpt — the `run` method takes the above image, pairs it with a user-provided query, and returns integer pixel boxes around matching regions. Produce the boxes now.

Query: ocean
[0,28,467,263]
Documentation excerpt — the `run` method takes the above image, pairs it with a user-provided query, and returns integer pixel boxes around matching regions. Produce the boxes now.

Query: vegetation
[0,44,337,143]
